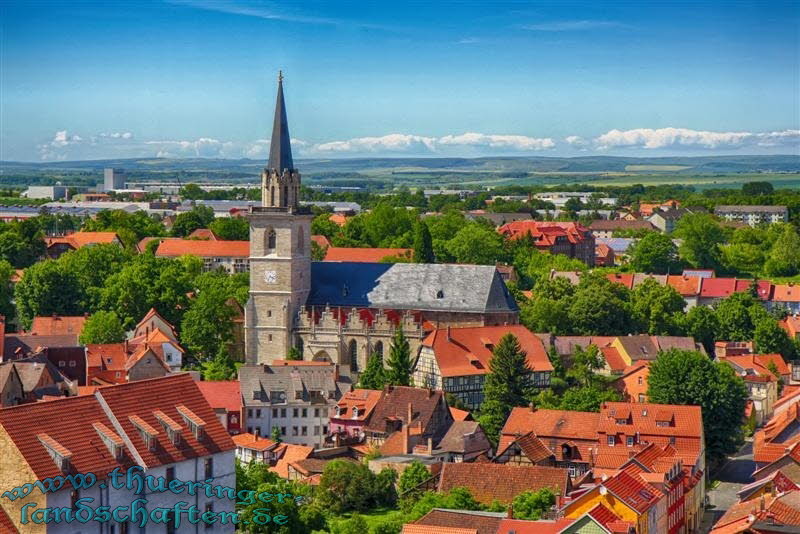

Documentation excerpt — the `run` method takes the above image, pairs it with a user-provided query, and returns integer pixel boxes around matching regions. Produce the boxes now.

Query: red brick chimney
[402,423,410,454]
[507,504,514,519]
[407,402,413,424]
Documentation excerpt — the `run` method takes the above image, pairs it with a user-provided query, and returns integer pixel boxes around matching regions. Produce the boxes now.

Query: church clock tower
[245,72,313,364]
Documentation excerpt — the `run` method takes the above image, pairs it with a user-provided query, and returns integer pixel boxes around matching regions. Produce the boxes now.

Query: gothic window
[270,186,275,206]
[283,185,288,205]
[373,341,383,358]
[296,337,304,356]
[349,340,358,373]
[266,228,276,250]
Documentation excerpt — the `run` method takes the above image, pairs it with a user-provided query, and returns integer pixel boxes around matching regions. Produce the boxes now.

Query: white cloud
[314,133,438,154]
[594,127,800,150]
[311,132,554,155]
[146,137,236,158]
[564,135,588,148]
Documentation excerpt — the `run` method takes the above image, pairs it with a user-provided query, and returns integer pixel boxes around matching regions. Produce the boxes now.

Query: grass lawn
[329,506,406,531]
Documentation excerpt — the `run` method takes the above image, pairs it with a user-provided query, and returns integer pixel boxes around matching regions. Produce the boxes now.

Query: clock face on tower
[264,270,277,284]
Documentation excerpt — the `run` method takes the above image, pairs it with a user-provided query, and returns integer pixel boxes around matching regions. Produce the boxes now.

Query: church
[244,74,520,377]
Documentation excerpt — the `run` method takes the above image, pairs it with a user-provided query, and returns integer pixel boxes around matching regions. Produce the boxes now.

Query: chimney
[428,388,433,398]
[507,504,514,519]
[407,402,413,424]
[427,437,433,455]
[254,428,259,440]
[402,423,410,454]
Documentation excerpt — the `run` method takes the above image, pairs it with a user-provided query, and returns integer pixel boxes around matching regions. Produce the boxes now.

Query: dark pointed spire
[267,70,294,172]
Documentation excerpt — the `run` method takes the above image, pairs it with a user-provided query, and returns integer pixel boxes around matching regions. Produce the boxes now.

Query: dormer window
[38,433,73,473]
[93,422,125,460]
[436,290,444,299]
[154,410,183,447]
[176,405,206,441]
[130,415,160,451]
[352,407,359,419]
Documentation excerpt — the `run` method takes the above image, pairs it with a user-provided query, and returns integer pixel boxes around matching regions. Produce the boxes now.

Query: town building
[0,373,237,534]
[103,167,127,190]
[323,246,413,262]
[588,219,657,238]
[243,76,519,374]
[27,314,88,337]
[412,325,553,409]
[0,363,24,407]
[238,360,347,447]
[709,490,800,533]
[232,432,280,463]
[714,205,789,226]
[44,231,121,259]
[498,220,595,265]
[329,388,383,443]
[155,238,250,273]
[22,185,71,200]
[196,380,243,435]
[718,353,789,425]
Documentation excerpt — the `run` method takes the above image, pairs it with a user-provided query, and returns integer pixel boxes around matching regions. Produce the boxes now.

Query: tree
[681,305,720,355]
[60,243,132,311]
[630,278,685,335]
[566,345,605,387]
[209,216,249,240]
[715,292,763,341]
[78,311,125,344]
[413,221,434,263]
[478,334,532,445]
[568,275,633,335]
[675,214,726,269]
[286,346,303,361]
[647,349,748,464]
[171,205,215,237]
[386,327,412,386]
[398,460,431,510]
[557,385,621,412]
[0,260,15,324]
[444,223,505,265]
[271,425,282,444]
[311,212,340,239]
[742,182,774,196]
[754,318,795,358]
[511,489,556,520]
[15,260,83,330]
[764,224,800,277]
[334,515,369,534]
[181,272,241,364]
[358,350,386,390]
[200,349,237,380]
[311,240,327,261]
[317,460,396,515]
[628,232,681,274]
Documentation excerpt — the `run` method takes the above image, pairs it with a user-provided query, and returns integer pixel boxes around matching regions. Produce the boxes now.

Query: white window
[607,435,615,446]
[627,436,634,447]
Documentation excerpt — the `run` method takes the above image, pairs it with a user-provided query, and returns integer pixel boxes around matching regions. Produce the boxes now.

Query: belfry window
[267,228,276,250]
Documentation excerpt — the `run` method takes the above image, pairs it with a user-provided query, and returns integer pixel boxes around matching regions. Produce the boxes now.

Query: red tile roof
[324,247,412,262]
[423,325,553,377]
[449,407,471,421]
[606,273,635,289]
[781,316,800,339]
[311,235,332,248]
[0,504,20,533]
[438,462,570,504]
[498,221,592,246]
[586,503,635,533]
[232,432,278,451]
[156,239,249,257]
[754,402,800,464]
[496,518,575,534]
[700,277,737,298]
[734,279,773,301]
[196,380,242,413]
[499,407,600,462]
[720,353,790,379]
[403,525,478,534]
[412,509,503,534]
[666,275,702,297]
[773,284,800,303]
[329,213,349,226]
[270,444,314,478]
[45,231,120,249]
[711,491,800,533]
[603,470,662,514]
[334,388,383,422]
[187,228,219,240]
[28,315,87,336]
[600,402,703,439]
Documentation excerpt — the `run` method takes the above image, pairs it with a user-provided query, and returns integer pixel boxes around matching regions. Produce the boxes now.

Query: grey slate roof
[238,364,348,406]
[267,74,294,172]
[308,262,518,314]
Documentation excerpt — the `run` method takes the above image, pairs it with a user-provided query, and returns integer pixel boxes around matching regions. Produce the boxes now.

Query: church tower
[245,72,313,364]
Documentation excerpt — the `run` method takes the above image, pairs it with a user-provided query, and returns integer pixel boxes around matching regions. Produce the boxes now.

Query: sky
[1,0,799,162]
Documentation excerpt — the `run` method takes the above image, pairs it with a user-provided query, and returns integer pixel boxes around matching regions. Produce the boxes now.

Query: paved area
[699,441,755,532]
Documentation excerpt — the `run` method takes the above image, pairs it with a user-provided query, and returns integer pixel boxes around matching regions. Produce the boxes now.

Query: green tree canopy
[78,310,125,344]
[630,278,685,335]
[444,223,505,265]
[675,213,726,270]
[386,327,412,386]
[511,489,556,520]
[208,216,250,240]
[647,348,748,464]
[15,260,83,329]
[171,205,216,237]
[413,221,434,263]
[628,232,681,274]
[358,349,387,390]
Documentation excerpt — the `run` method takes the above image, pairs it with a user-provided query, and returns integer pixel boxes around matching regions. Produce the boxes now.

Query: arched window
[266,228,276,250]
[349,340,358,373]
[296,337,304,357]
[283,185,289,206]
[373,341,384,359]
[297,226,304,250]
[270,186,275,206]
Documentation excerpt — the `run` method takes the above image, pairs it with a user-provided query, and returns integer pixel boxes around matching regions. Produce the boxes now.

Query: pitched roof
[3,334,79,358]
[599,402,704,439]
[780,316,800,339]
[28,315,87,336]
[403,525,477,534]
[496,518,575,534]
[308,262,518,314]
[187,228,219,240]
[267,73,294,172]
[311,235,332,248]
[412,509,504,534]
[710,490,800,533]
[155,239,249,258]
[720,354,790,379]
[45,231,120,249]
[734,279,773,301]
[700,277,737,298]
[232,433,278,452]
[754,402,800,464]
[603,470,662,514]
[616,335,659,361]
[238,362,345,407]
[196,380,242,413]
[496,432,555,464]
[270,443,313,478]
[449,407,471,421]
[0,505,19,534]
[773,284,800,303]
[666,275,702,297]
[422,325,553,377]
[0,374,233,479]
[334,388,383,421]
[589,220,656,231]
[435,420,491,455]
[499,407,600,461]
[498,220,592,245]
[324,247,412,263]
[364,386,447,435]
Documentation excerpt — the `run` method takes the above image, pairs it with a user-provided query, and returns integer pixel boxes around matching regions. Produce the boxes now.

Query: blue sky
[1,0,798,161]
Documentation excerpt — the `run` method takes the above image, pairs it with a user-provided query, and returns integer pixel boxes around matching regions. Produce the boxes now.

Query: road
[699,440,755,532]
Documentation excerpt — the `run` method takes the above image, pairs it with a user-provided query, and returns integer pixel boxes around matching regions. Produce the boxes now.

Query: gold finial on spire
[278,70,283,82]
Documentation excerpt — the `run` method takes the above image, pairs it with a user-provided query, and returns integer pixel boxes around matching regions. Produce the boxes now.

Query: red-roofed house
[719,354,788,424]
[311,234,331,249]
[233,432,280,463]
[699,277,738,306]
[781,315,800,341]
[772,284,800,313]
[196,380,242,435]
[613,363,650,404]
[666,275,702,309]
[44,231,121,259]
[329,388,384,442]
[754,401,800,469]
[413,325,553,410]
[0,374,236,533]
[710,490,800,533]
[155,239,250,273]
[498,221,595,266]
[437,462,572,505]
[324,246,413,263]
[27,314,88,337]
